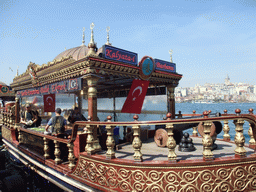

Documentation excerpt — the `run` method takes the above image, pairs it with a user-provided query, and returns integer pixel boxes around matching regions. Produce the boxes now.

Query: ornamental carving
[72,157,256,192]
[2,126,12,142]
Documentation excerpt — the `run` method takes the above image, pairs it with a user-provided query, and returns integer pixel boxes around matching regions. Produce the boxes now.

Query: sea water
[48,95,256,144]
[95,102,256,144]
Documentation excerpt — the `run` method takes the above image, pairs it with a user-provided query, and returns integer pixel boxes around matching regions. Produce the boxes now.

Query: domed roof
[54,44,89,61]
[0,81,7,86]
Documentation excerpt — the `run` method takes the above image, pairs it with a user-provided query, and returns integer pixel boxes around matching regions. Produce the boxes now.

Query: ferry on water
[1,23,256,192]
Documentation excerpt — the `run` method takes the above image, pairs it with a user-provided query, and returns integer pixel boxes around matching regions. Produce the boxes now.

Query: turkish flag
[121,79,149,114]
[43,94,55,112]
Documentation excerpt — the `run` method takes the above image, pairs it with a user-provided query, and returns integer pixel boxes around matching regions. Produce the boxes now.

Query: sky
[1,0,256,88]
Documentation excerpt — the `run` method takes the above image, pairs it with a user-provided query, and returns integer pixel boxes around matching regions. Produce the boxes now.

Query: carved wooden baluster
[223,109,230,141]
[132,115,143,162]
[67,143,76,170]
[234,109,246,158]
[85,116,95,155]
[192,110,198,136]
[165,113,176,161]
[248,108,256,149]
[43,137,50,159]
[105,115,115,159]
[202,111,214,160]
[14,97,20,129]
[18,128,23,143]
[54,140,62,164]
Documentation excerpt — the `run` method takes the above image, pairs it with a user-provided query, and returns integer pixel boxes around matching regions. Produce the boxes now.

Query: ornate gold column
[234,109,246,158]
[83,74,101,152]
[54,140,62,164]
[248,108,256,149]
[43,137,50,159]
[165,113,176,161]
[85,117,95,155]
[67,143,76,170]
[132,115,143,162]
[223,109,230,141]
[14,97,20,129]
[105,116,115,159]
[167,86,175,118]
[202,111,214,160]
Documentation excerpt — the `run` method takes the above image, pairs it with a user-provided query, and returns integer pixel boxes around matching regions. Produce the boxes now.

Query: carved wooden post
[43,137,50,159]
[248,108,256,149]
[105,115,115,159]
[132,115,143,162]
[67,143,76,170]
[165,113,176,161]
[234,109,246,158]
[202,111,214,160]
[54,140,62,164]
[83,74,101,152]
[85,116,95,155]
[223,109,230,141]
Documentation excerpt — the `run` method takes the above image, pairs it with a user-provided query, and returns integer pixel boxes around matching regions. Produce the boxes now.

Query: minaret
[15,66,19,77]
[169,49,173,62]
[82,27,85,46]
[105,26,112,45]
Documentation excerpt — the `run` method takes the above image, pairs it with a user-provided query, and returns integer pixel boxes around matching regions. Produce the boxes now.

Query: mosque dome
[54,44,89,61]
[0,81,7,86]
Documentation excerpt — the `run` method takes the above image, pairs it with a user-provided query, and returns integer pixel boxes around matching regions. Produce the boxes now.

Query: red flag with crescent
[121,79,149,114]
[43,94,55,112]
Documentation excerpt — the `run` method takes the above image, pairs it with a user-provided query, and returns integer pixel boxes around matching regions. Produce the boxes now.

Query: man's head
[55,108,61,115]
[25,103,31,111]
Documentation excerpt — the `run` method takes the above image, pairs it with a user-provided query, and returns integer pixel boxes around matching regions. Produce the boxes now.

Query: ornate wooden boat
[1,24,256,192]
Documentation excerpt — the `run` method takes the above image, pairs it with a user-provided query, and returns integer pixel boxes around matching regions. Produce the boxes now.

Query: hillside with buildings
[175,75,256,103]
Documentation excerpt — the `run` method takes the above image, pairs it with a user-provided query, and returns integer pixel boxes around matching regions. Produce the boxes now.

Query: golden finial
[106,26,111,45]
[87,22,97,56]
[169,49,173,62]
[89,22,95,45]
[82,27,85,45]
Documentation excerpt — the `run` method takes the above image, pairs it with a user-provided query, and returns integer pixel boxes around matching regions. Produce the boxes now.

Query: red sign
[43,94,55,112]
[121,79,149,114]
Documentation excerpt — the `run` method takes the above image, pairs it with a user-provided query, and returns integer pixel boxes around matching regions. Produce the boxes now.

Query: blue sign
[154,59,176,73]
[103,45,138,66]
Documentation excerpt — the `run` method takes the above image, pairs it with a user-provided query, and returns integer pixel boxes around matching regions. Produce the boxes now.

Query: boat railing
[73,108,256,162]
[1,108,256,170]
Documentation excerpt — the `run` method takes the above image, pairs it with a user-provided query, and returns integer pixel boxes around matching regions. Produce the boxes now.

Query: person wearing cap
[68,106,87,124]
[45,108,67,135]
[20,103,38,128]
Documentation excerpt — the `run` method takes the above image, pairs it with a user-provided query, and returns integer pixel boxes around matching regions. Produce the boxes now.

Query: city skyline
[1,0,256,88]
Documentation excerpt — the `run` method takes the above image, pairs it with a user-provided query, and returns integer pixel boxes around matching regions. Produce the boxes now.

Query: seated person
[68,107,87,124]
[20,103,38,128]
[45,108,67,135]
